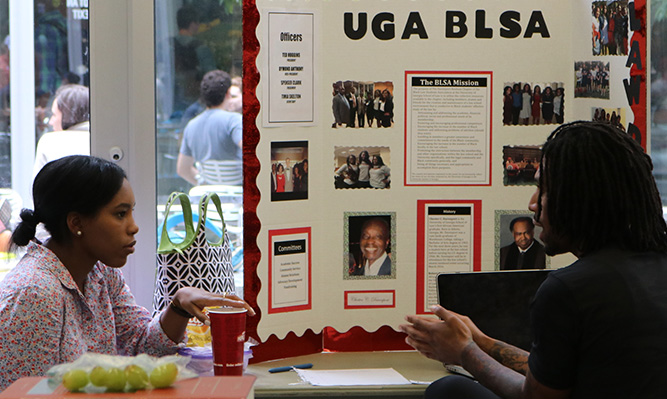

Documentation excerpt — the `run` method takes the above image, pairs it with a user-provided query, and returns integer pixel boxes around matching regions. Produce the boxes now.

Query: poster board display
[244,0,647,341]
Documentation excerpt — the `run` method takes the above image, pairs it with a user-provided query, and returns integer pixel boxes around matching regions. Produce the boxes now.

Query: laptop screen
[437,270,551,351]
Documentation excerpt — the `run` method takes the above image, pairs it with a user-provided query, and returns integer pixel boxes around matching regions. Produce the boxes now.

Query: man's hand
[449,310,494,352]
[400,305,473,365]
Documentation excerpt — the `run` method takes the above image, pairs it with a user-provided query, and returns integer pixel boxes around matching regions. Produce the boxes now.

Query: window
[154,0,244,293]
[0,0,89,274]
[651,0,667,203]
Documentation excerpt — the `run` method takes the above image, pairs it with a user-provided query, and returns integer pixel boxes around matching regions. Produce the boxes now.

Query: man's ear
[67,212,84,236]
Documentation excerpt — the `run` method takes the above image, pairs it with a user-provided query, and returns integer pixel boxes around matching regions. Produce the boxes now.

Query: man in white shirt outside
[177,70,242,186]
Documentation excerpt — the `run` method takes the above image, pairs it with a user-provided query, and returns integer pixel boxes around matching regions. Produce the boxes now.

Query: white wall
[90,0,157,309]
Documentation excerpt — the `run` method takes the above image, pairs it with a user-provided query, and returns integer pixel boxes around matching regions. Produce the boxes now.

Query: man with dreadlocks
[401,121,667,399]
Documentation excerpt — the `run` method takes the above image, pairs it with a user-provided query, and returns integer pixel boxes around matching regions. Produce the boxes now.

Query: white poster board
[249,0,647,340]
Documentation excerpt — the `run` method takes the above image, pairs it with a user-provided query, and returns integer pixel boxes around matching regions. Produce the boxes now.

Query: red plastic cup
[208,307,247,376]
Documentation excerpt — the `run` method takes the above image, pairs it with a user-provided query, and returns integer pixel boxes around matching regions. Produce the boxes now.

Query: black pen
[268,363,313,373]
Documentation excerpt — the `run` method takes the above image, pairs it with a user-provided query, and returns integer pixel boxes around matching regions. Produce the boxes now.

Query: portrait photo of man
[499,216,546,270]
[345,214,395,278]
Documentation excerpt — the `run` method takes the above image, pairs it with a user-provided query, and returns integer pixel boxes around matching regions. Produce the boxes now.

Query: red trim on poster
[268,227,312,314]
[242,0,262,345]
[343,290,396,309]
[416,200,483,314]
[322,326,411,352]
[629,0,647,149]
[250,329,323,364]
[403,70,493,187]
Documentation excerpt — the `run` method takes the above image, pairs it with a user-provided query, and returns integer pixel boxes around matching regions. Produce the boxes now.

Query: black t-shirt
[528,248,667,398]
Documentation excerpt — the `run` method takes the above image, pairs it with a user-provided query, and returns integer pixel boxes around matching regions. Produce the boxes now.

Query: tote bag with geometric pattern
[152,192,236,319]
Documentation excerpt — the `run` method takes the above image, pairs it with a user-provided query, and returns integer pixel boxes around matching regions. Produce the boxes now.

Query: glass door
[154,0,244,294]
[652,0,667,203]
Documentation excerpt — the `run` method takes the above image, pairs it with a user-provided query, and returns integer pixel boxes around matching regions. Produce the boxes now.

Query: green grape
[62,369,88,392]
[104,367,127,392]
[88,366,108,387]
[149,363,178,389]
[125,364,149,390]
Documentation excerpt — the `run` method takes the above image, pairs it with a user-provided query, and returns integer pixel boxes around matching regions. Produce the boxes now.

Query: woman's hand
[172,287,256,325]
[161,287,256,343]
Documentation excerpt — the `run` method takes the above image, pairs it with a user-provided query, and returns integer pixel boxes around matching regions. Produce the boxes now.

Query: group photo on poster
[592,106,626,130]
[331,80,394,129]
[575,61,610,99]
[503,82,565,126]
[270,141,309,201]
[333,146,391,189]
[344,213,395,279]
[591,0,629,56]
[502,145,541,186]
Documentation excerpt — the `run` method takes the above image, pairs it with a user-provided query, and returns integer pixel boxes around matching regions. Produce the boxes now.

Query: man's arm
[460,342,569,399]
[401,305,570,399]
[486,340,529,374]
[176,153,199,185]
[454,311,529,375]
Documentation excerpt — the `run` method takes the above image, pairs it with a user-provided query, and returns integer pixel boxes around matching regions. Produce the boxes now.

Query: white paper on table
[294,368,412,386]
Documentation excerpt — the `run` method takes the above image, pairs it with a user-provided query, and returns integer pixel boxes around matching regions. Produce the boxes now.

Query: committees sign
[406,72,492,185]
[269,229,311,313]
[265,12,315,125]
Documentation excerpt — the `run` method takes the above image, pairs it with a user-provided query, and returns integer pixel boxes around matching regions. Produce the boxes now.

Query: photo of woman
[554,87,565,124]
[541,86,554,123]
[503,86,513,126]
[369,155,391,189]
[334,154,359,189]
[373,89,383,127]
[357,150,372,188]
[519,83,532,125]
[380,89,394,128]
[275,163,285,193]
[531,85,542,125]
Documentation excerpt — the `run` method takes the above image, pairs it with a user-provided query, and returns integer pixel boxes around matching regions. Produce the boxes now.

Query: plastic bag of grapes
[46,353,197,393]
